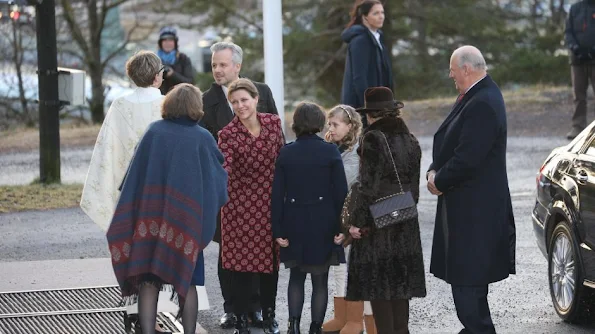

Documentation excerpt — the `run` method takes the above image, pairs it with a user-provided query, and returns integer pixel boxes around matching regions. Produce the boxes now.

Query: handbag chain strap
[362,130,405,199]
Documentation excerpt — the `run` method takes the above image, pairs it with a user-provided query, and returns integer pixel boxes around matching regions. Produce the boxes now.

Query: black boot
[262,308,280,334]
[309,321,322,334]
[233,314,251,334]
[249,310,264,328]
[287,316,301,334]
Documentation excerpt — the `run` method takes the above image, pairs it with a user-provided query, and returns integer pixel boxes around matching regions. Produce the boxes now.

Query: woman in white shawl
[323,105,375,334]
[80,51,208,333]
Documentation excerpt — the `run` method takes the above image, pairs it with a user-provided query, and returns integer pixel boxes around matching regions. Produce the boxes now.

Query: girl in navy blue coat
[271,102,348,334]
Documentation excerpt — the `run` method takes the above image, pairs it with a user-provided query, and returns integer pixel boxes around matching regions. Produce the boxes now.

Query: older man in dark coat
[426,46,516,334]
[199,41,279,330]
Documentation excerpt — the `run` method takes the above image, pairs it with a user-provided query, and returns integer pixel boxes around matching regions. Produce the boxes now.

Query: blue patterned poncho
[106,116,228,313]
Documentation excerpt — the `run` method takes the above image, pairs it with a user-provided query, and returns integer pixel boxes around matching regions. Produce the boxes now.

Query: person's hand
[276,238,289,247]
[164,65,174,78]
[349,226,362,239]
[334,233,345,245]
[427,170,443,196]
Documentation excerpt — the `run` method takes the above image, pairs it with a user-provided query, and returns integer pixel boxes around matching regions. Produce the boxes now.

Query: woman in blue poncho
[107,83,228,334]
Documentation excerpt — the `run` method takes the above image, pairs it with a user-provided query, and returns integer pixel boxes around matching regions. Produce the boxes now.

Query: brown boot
[339,301,364,334]
[363,315,376,334]
[322,297,347,333]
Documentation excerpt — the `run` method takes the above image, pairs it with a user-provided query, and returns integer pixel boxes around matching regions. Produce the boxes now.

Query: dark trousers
[452,285,496,334]
[232,271,279,315]
[218,245,260,313]
[370,299,409,334]
[571,64,595,130]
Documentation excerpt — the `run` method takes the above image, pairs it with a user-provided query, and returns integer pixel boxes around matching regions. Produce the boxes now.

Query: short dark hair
[292,102,326,137]
[161,83,204,121]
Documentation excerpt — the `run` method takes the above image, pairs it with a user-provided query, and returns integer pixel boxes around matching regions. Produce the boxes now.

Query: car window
[569,131,589,153]
[569,122,595,153]
[585,136,595,157]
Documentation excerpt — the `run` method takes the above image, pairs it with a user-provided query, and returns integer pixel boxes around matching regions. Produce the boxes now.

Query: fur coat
[344,116,426,301]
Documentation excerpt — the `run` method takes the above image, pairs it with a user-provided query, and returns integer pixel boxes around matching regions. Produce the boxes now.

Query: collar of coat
[363,116,410,136]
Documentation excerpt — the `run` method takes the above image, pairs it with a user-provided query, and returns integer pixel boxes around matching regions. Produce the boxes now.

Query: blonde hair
[161,83,204,121]
[326,104,362,151]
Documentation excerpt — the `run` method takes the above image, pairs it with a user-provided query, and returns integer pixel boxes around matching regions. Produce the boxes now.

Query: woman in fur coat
[322,105,375,334]
[344,87,426,334]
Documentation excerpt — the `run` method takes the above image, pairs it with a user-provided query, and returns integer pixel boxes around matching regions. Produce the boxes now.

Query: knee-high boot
[339,301,363,334]
[363,315,376,334]
[322,297,347,333]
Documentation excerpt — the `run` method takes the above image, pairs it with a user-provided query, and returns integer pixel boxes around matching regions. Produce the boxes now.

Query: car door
[569,136,595,255]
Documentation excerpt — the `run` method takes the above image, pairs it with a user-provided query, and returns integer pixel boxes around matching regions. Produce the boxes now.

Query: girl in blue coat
[271,102,348,334]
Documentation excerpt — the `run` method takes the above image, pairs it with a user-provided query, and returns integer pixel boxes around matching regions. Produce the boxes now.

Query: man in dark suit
[200,41,279,330]
[426,46,516,334]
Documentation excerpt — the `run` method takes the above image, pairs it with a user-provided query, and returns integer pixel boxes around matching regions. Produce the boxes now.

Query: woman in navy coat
[341,0,393,125]
[271,102,348,334]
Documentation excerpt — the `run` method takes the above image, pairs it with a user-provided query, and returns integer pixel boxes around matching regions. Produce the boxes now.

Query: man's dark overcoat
[429,75,516,286]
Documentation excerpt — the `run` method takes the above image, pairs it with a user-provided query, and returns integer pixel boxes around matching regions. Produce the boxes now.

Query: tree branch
[100,24,138,70]
[60,0,91,59]
[218,1,263,33]
[314,44,347,82]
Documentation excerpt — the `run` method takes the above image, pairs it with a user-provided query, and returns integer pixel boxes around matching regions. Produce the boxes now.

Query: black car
[533,124,595,322]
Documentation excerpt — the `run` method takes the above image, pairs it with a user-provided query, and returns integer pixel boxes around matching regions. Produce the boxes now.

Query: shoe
[248,310,264,327]
[220,312,237,329]
[322,297,347,333]
[133,321,172,334]
[567,127,583,140]
[309,321,323,334]
[288,316,301,334]
[234,314,251,334]
[262,308,280,334]
[339,301,364,334]
[363,315,376,334]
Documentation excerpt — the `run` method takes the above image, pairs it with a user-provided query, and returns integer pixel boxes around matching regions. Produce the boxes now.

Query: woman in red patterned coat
[217,78,285,334]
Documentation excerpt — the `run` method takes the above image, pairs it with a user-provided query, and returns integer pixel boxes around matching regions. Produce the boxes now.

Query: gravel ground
[2,135,595,333]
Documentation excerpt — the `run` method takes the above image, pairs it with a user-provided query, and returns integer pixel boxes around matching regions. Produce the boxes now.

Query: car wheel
[548,220,590,322]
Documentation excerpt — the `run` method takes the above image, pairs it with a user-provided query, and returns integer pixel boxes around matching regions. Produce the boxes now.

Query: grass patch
[0,124,100,153]
[0,183,83,213]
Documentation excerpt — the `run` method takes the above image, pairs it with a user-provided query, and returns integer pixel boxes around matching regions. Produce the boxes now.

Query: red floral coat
[217,113,284,273]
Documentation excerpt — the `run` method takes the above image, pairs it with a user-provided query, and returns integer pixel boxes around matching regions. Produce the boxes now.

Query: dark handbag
[365,131,418,229]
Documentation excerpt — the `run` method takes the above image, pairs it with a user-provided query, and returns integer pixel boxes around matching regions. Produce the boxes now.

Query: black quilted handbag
[366,131,418,229]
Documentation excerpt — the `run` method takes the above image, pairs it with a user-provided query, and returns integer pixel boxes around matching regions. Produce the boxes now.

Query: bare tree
[58,0,160,124]
[0,12,37,128]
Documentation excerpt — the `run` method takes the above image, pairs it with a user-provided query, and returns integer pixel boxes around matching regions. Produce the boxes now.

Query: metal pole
[262,0,285,133]
[35,0,61,183]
